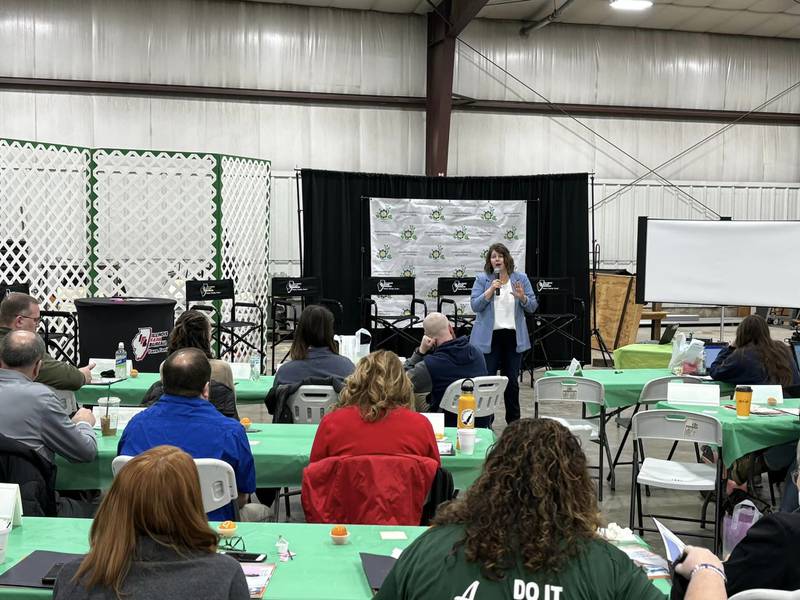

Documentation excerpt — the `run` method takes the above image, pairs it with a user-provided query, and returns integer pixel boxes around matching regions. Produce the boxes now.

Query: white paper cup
[457,429,476,455]
[0,522,11,564]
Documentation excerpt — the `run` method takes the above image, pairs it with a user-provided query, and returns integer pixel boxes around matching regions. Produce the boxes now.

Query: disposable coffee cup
[457,429,476,455]
[0,521,11,564]
[735,386,752,419]
[98,397,121,436]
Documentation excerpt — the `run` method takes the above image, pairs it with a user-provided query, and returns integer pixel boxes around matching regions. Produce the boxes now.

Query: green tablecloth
[75,372,274,406]
[55,425,493,492]
[543,369,735,411]
[0,518,426,600]
[0,518,668,599]
[655,399,800,467]
[613,344,673,369]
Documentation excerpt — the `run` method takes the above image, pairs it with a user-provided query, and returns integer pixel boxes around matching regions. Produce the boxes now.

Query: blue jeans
[484,329,522,424]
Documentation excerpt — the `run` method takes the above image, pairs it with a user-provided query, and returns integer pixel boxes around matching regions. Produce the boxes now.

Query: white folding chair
[534,377,612,501]
[286,385,338,424]
[629,409,723,554]
[439,376,508,421]
[112,455,239,517]
[729,590,800,600]
[611,376,704,475]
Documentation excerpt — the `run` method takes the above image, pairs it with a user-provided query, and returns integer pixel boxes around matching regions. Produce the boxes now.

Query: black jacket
[0,432,57,517]
[141,380,239,420]
[725,510,800,594]
[265,376,346,424]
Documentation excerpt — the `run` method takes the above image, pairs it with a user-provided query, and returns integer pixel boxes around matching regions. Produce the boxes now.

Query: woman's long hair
[73,446,218,598]
[289,305,338,361]
[734,314,795,387]
[168,310,213,358]
[483,242,515,275]
[337,350,414,422]
[433,419,601,580]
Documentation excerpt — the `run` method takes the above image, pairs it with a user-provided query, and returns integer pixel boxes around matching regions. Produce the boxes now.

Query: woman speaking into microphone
[470,242,537,424]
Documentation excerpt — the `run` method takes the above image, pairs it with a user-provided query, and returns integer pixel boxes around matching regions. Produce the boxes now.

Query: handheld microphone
[493,267,501,296]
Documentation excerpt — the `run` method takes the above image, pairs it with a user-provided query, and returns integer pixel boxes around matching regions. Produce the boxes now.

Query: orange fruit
[219,520,236,530]
[129,369,139,378]
[330,525,348,536]
[240,418,252,425]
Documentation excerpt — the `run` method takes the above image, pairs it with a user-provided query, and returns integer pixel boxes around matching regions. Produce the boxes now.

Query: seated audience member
[724,440,800,596]
[0,330,97,517]
[709,314,800,503]
[54,445,249,600]
[375,418,726,600]
[404,312,487,423]
[273,304,354,387]
[141,310,238,419]
[0,292,94,391]
[709,314,800,387]
[309,350,439,463]
[119,348,261,521]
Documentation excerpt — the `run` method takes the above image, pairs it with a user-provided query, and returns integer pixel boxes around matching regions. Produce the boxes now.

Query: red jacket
[309,406,440,463]
[302,453,439,525]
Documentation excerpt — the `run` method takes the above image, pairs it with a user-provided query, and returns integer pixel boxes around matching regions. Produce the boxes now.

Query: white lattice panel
[220,155,271,362]
[92,150,217,311]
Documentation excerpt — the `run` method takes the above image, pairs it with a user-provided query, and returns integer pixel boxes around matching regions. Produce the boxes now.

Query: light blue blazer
[469,271,538,354]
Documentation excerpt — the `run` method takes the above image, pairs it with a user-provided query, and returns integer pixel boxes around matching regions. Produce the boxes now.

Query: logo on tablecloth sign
[452,226,469,241]
[481,205,497,221]
[376,245,392,261]
[429,206,445,222]
[429,245,445,260]
[375,207,393,221]
[504,226,520,241]
[400,226,417,241]
[400,265,415,278]
[131,327,170,362]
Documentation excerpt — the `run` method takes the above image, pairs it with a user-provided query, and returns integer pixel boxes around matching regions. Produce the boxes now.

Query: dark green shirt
[376,525,664,600]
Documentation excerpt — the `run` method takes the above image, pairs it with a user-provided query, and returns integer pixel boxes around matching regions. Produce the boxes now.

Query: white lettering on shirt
[513,580,564,600]
[455,581,479,600]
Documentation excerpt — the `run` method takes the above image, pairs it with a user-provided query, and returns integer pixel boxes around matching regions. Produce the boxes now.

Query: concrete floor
[239,322,796,551]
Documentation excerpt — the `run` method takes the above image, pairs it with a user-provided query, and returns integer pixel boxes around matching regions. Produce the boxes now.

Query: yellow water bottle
[457,378,476,430]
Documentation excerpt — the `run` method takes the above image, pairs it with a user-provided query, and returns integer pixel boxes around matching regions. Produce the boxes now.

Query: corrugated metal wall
[594,179,800,270]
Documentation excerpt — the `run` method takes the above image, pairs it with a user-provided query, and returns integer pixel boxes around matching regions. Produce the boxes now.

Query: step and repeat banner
[369,198,527,317]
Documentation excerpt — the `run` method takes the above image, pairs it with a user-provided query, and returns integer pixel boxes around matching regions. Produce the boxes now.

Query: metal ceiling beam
[426,0,488,176]
[1,76,798,126]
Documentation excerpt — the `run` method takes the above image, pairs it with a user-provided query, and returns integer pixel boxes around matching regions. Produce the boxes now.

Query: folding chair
[436,277,475,334]
[534,377,612,501]
[729,590,800,600]
[439,376,507,423]
[629,409,724,554]
[274,385,340,521]
[186,279,264,367]
[113,455,240,519]
[361,277,426,350]
[611,376,703,476]
[40,309,79,366]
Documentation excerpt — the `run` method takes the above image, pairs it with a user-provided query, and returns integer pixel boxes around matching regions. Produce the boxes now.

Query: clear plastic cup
[457,429,476,455]
[98,397,121,436]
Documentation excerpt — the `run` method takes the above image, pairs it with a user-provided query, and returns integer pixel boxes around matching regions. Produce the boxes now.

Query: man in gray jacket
[0,330,98,516]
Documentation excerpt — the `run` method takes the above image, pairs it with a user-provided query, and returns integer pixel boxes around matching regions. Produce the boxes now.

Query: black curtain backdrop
[301,169,590,366]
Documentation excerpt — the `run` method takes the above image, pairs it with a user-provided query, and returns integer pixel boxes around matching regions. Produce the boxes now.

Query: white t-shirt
[493,281,516,331]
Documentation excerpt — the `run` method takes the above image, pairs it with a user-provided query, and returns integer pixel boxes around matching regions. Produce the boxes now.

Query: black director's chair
[361,277,426,350]
[436,277,475,335]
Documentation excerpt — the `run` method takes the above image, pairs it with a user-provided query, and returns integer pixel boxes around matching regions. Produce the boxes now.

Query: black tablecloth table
[74,297,176,373]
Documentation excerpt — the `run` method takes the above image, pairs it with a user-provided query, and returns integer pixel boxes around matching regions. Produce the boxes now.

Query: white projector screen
[636,218,800,308]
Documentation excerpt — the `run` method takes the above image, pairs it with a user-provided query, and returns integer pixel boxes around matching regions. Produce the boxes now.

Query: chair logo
[200,283,216,298]
[131,326,169,361]
[286,280,305,294]
[536,280,554,293]
[452,280,469,293]
[377,279,399,293]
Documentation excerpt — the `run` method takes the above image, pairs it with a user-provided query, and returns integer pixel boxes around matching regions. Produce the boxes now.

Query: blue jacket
[709,345,800,388]
[469,272,538,354]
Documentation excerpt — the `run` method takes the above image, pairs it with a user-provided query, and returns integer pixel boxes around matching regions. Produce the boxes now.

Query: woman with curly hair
[308,349,439,463]
[376,418,726,600]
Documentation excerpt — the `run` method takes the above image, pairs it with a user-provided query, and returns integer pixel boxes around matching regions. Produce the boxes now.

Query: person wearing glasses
[0,292,94,390]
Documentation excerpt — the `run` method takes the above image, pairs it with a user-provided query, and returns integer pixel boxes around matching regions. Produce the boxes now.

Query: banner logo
[429,245,445,260]
[131,327,169,362]
[453,266,466,278]
[375,207,393,221]
[400,225,417,241]
[400,265,415,278]
[429,205,445,222]
[504,226,520,241]
[452,226,469,241]
[480,248,490,260]
[427,288,438,299]
[376,244,392,261]
[481,205,497,221]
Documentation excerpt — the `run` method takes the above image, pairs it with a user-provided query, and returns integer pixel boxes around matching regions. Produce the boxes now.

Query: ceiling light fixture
[610,0,653,10]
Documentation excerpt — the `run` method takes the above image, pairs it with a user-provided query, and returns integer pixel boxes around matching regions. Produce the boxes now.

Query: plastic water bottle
[249,353,261,381]
[114,342,127,379]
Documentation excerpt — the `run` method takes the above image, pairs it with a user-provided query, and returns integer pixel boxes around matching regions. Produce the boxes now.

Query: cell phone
[41,563,64,586]
[221,551,267,562]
